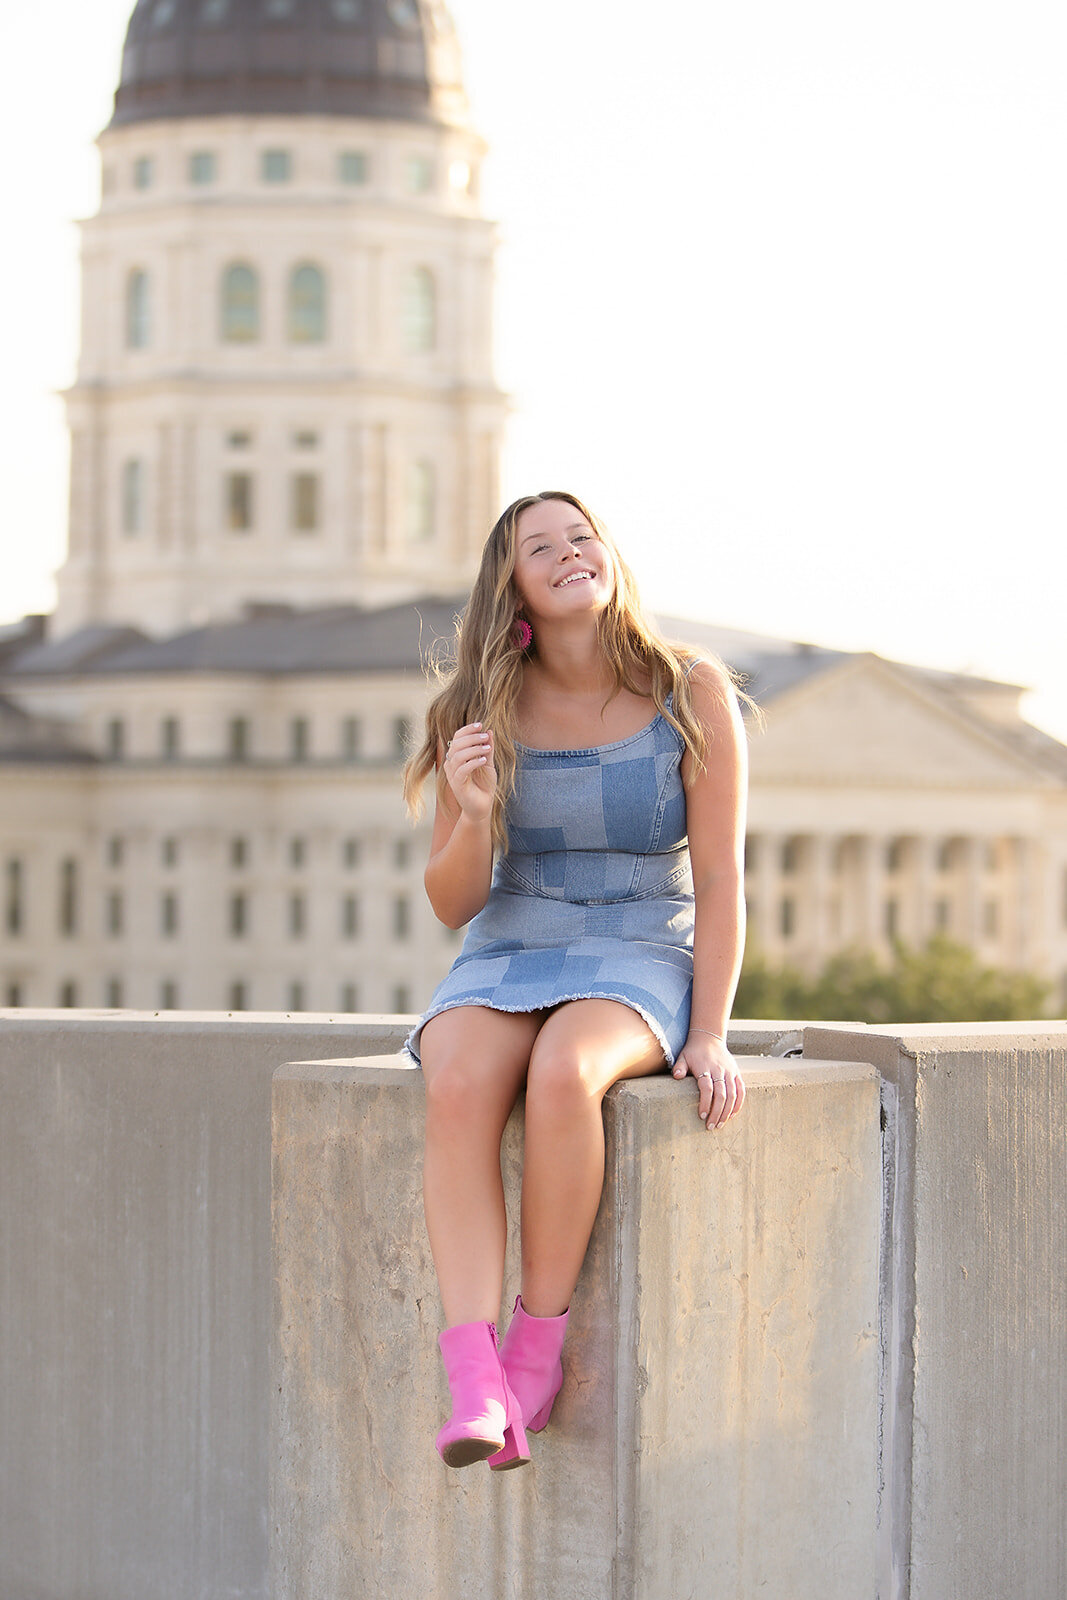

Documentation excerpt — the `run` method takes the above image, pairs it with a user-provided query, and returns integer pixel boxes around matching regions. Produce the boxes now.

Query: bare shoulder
[682,654,743,734]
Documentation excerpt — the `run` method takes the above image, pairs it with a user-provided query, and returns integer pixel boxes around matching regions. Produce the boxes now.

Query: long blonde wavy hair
[403,491,748,854]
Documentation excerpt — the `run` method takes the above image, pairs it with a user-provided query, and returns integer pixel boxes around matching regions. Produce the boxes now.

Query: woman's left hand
[672,1034,745,1131]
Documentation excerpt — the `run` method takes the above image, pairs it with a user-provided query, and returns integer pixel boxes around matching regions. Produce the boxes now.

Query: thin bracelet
[689,1027,726,1043]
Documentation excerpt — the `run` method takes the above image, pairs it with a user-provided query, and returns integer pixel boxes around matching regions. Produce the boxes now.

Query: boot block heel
[488,1414,531,1472]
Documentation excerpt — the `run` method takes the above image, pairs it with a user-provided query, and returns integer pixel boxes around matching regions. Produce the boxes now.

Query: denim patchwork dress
[405,706,695,1066]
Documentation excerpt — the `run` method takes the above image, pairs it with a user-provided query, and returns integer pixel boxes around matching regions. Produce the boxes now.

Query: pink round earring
[512,618,533,651]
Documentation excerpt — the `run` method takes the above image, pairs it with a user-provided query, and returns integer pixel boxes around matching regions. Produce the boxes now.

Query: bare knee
[525,1047,602,1121]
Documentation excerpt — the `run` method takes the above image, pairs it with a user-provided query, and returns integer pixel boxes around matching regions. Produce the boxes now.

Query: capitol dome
[110,0,468,128]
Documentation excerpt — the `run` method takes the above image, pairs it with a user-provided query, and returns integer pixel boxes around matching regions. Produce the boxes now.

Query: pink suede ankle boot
[435,1320,531,1470]
[488,1296,569,1471]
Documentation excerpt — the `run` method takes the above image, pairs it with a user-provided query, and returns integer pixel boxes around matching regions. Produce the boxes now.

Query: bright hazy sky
[1,0,1064,738]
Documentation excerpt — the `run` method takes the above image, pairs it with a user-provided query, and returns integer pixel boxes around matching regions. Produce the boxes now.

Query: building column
[959,837,983,947]
[751,831,780,956]
[858,835,885,949]
[912,836,937,947]
[805,834,834,968]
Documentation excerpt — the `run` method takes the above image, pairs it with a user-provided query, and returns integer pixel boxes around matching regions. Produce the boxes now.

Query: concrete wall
[3,1012,1064,1599]
[272,1056,881,1600]
[0,1010,412,1600]
[807,1023,1067,1600]
[0,1010,800,1600]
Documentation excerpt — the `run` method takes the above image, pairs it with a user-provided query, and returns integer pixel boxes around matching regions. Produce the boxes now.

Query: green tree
[734,935,1052,1024]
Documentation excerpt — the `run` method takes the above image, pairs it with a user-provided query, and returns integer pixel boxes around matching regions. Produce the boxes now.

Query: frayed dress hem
[403,992,678,1069]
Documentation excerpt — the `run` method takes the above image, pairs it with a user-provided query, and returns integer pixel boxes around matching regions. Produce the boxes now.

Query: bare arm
[673,662,749,1128]
[423,722,497,929]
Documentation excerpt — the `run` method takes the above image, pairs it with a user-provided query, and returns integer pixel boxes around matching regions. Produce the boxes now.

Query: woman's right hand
[442,723,496,824]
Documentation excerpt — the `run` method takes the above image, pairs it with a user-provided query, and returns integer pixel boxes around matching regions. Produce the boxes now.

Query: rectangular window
[291,472,320,532]
[779,896,795,938]
[230,836,249,869]
[288,980,305,1012]
[189,150,217,185]
[342,836,360,869]
[5,859,23,936]
[122,459,144,535]
[293,431,319,450]
[161,717,181,759]
[342,717,362,762]
[106,718,126,760]
[342,895,359,939]
[227,430,252,450]
[340,982,359,1012]
[289,893,306,938]
[392,716,412,761]
[106,891,124,937]
[339,150,368,185]
[290,718,310,762]
[261,149,292,183]
[935,898,951,932]
[229,980,247,1011]
[289,836,306,869]
[133,156,154,190]
[161,979,179,1010]
[227,472,254,532]
[392,984,411,1012]
[161,892,179,937]
[105,978,124,1008]
[107,835,124,868]
[6,982,22,1007]
[60,981,79,1008]
[228,717,250,761]
[60,859,78,938]
[230,893,248,937]
[161,837,179,867]
[393,839,411,870]
[393,896,410,940]
[884,898,899,939]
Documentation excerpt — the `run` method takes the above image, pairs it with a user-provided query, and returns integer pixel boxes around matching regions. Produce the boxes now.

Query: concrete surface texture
[271,1056,881,1600]
[0,1010,800,1600]
[807,1022,1067,1600]
[0,1010,412,1600]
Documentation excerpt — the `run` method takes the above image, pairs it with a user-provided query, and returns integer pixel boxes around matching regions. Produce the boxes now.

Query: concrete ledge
[805,1023,1067,1600]
[271,1057,882,1600]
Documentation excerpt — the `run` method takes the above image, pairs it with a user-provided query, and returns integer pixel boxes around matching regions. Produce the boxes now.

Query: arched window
[405,459,435,541]
[221,263,260,342]
[288,264,327,343]
[126,269,150,348]
[402,266,436,352]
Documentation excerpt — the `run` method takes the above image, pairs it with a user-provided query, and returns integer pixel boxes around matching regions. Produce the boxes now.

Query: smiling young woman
[402,491,752,1470]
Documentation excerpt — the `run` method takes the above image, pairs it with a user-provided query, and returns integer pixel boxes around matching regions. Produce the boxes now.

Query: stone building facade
[2,0,1066,1016]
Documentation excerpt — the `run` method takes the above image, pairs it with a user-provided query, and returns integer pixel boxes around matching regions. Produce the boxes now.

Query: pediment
[749,656,1048,789]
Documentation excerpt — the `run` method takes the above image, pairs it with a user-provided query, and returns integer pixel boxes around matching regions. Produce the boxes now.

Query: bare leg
[519,1000,665,1316]
[420,1006,543,1327]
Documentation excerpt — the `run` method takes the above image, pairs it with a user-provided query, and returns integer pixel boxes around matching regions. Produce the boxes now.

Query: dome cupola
[110,0,468,128]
